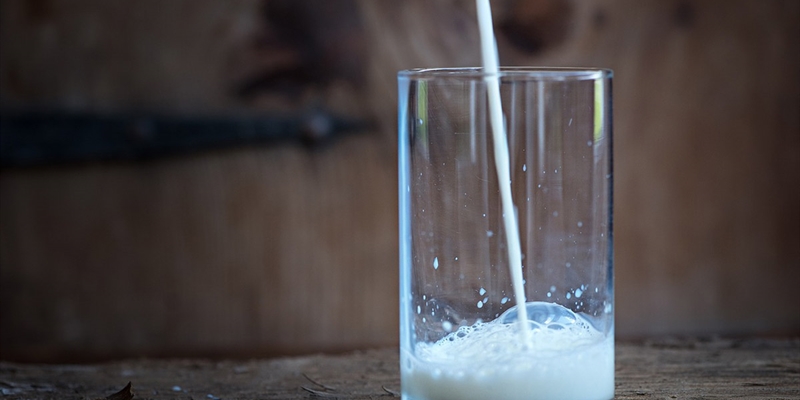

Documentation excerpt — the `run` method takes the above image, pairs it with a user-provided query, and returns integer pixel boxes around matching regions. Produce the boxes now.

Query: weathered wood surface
[1,338,798,399]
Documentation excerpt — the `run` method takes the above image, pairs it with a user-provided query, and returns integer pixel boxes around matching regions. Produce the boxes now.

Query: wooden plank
[615,337,800,399]
[1,0,799,362]
[0,134,399,362]
[0,338,798,399]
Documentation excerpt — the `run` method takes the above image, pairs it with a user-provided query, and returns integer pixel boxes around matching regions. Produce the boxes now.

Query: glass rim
[398,66,612,81]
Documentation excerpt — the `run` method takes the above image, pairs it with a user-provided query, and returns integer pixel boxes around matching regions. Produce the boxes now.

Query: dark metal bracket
[0,110,369,168]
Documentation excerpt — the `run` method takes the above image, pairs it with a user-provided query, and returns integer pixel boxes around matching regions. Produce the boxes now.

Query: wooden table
[1,338,798,399]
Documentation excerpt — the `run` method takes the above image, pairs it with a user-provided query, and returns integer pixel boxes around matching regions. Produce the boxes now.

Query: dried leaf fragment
[105,382,134,400]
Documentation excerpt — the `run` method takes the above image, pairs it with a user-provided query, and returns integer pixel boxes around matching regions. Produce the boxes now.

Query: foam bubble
[442,321,453,332]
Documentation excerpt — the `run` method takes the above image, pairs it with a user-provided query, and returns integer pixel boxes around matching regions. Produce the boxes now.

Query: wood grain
[1,0,799,361]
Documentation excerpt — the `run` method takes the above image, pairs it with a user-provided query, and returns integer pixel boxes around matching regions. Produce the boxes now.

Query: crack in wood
[303,373,337,391]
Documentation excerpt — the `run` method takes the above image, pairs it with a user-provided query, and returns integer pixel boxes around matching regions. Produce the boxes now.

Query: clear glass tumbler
[398,67,613,400]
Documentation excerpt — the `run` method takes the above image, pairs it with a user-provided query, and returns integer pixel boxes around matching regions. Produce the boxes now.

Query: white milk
[402,303,614,400]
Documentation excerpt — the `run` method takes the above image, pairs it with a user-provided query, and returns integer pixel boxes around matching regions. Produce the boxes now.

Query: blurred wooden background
[1,0,798,362]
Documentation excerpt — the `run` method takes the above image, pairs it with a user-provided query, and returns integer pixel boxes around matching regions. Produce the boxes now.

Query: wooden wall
[1,0,798,361]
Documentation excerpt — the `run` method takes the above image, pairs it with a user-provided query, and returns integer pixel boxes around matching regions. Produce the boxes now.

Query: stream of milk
[475,0,530,340]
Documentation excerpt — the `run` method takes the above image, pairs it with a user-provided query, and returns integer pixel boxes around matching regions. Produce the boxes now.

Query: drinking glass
[398,67,614,400]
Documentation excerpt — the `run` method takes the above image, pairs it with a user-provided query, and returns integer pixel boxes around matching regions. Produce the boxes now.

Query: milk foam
[402,302,614,400]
